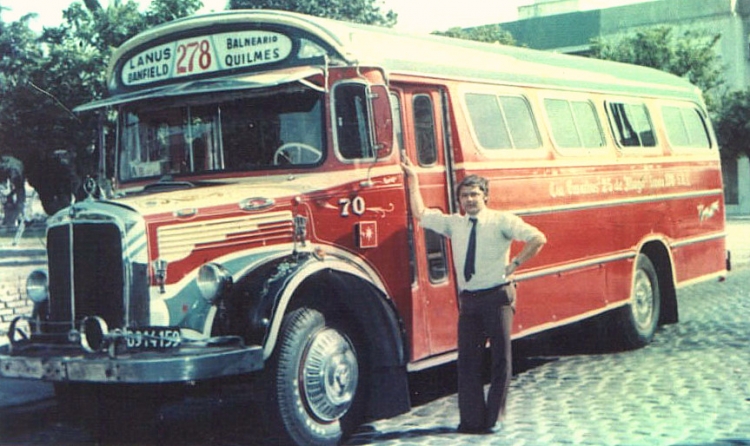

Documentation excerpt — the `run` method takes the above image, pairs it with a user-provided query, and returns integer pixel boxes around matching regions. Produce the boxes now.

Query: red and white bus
[0,10,727,445]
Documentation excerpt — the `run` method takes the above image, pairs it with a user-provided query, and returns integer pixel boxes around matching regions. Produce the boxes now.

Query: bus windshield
[118,88,324,181]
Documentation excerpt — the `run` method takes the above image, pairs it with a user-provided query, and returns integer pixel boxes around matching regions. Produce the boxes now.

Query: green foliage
[589,26,750,159]
[228,0,397,27]
[589,26,725,109]
[0,16,44,82]
[714,90,750,159]
[0,0,203,214]
[432,24,516,46]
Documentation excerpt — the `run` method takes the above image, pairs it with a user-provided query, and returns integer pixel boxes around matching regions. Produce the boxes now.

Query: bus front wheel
[265,307,364,446]
[618,254,661,349]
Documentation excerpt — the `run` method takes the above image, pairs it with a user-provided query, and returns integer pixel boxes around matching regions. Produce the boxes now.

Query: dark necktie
[464,217,477,282]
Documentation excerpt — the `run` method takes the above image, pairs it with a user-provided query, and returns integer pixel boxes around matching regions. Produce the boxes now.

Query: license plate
[124,326,181,350]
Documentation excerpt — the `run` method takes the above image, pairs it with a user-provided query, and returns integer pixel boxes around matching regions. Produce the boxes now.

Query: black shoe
[457,424,493,435]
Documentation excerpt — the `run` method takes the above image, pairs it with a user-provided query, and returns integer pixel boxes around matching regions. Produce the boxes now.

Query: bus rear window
[465,93,541,151]
[608,102,657,148]
[661,105,711,149]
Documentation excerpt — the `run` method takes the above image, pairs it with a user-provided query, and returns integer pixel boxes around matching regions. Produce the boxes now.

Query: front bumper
[0,343,264,383]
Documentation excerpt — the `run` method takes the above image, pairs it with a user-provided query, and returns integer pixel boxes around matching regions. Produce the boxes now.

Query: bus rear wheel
[266,307,364,446]
[618,254,661,349]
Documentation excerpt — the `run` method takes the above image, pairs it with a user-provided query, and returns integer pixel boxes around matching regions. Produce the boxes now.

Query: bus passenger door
[398,85,458,358]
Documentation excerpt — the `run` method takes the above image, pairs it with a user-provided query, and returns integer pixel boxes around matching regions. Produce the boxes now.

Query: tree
[0,0,203,215]
[432,24,516,46]
[714,90,750,159]
[589,26,724,110]
[0,13,44,220]
[228,0,397,27]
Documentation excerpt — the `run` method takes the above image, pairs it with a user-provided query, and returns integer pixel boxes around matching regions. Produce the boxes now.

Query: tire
[265,307,365,446]
[618,254,661,349]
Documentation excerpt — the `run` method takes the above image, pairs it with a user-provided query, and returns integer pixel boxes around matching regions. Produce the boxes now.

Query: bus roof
[98,10,703,106]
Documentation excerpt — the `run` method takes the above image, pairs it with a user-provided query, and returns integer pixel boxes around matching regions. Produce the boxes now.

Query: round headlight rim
[196,263,232,303]
[26,269,49,304]
[80,315,109,354]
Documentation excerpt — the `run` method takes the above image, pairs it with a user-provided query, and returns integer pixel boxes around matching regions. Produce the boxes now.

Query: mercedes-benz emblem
[83,176,97,199]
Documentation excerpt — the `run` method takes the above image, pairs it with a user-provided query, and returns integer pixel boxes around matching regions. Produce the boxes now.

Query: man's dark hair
[457,174,489,197]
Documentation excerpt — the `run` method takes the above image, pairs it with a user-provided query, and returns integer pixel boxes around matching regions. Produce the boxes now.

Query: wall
[0,247,46,342]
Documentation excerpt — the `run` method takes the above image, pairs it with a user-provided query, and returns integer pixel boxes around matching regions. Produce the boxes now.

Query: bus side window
[500,96,542,149]
[661,105,711,150]
[464,93,541,151]
[608,102,657,148]
[465,93,512,149]
[410,93,447,283]
[425,230,448,283]
[334,83,374,160]
[390,93,404,153]
[544,98,604,150]
[545,99,581,148]
[413,94,437,165]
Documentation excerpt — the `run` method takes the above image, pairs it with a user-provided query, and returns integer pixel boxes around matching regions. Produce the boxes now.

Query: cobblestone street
[346,266,750,446]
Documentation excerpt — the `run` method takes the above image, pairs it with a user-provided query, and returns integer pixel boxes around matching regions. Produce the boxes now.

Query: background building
[501,0,750,215]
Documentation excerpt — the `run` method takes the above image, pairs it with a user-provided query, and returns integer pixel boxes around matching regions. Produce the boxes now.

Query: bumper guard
[0,343,264,383]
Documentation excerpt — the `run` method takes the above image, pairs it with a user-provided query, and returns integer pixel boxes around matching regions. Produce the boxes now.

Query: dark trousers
[457,284,515,430]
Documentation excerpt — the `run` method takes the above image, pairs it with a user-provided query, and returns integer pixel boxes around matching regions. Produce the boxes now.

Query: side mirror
[366,84,393,157]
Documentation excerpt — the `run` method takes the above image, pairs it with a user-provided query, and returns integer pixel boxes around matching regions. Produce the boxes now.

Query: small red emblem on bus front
[357,221,378,248]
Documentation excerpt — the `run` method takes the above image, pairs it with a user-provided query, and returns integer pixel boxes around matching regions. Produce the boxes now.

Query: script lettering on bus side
[549,171,692,199]
[121,31,293,87]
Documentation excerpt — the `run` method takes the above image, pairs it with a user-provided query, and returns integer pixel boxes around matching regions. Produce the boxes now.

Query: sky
[0,0,533,34]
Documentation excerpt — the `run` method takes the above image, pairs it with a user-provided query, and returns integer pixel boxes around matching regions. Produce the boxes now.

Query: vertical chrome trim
[122,223,134,327]
[217,106,225,169]
[441,88,457,214]
[187,106,195,171]
[68,220,75,328]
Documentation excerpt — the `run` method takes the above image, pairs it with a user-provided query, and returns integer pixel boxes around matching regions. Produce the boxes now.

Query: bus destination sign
[121,30,293,87]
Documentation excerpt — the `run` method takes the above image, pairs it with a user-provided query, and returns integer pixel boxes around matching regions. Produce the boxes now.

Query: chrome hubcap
[632,269,655,331]
[301,327,358,422]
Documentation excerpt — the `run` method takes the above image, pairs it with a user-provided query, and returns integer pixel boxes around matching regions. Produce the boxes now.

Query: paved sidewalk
[726,217,750,267]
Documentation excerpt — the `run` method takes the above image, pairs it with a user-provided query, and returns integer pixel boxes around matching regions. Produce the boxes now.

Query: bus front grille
[45,223,126,338]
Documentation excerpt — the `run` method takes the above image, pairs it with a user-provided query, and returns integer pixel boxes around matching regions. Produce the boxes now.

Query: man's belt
[461,281,512,298]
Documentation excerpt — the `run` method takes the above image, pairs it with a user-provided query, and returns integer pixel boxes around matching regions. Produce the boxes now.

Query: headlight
[26,270,49,303]
[196,263,232,303]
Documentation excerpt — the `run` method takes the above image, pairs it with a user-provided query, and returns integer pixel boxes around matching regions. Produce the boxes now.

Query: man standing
[402,160,546,434]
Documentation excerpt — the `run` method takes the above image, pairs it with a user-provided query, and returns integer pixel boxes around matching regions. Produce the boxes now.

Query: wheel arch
[292,268,411,419]
[639,239,678,325]
[264,256,412,421]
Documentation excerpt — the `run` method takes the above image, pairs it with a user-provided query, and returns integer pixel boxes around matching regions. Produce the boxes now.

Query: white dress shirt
[420,207,544,292]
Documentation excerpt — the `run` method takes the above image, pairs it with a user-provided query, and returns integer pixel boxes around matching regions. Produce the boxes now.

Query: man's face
[459,185,487,216]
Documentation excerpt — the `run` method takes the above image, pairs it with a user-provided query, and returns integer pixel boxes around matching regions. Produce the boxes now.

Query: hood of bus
[113,172,334,218]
